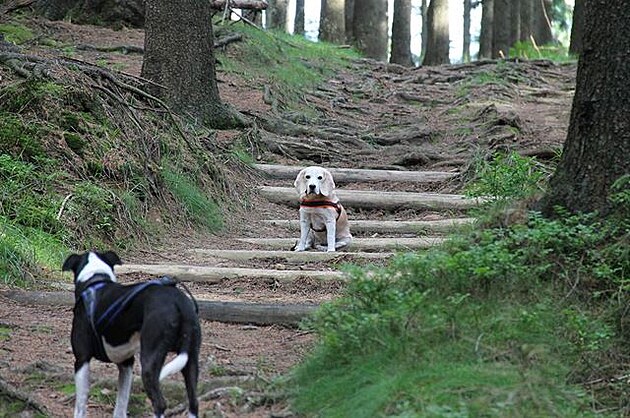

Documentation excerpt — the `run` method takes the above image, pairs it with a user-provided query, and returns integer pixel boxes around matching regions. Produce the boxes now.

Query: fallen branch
[210,0,268,10]
[0,376,48,415]
[76,44,144,54]
[0,0,34,15]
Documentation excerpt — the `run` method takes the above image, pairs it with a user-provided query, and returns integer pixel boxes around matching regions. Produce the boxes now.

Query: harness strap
[300,200,343,232]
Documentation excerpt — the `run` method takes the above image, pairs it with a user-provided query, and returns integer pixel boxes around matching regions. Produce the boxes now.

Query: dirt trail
[0,19,575,417]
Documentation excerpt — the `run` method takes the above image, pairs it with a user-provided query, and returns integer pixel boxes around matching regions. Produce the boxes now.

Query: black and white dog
[63,251,201,418]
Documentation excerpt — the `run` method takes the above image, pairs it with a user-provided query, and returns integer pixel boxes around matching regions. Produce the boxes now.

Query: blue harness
[79,276,177,362]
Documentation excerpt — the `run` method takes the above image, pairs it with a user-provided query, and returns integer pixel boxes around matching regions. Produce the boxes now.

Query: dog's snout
[308,184,316,191]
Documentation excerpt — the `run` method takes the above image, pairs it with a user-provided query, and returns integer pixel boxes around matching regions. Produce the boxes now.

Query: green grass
[510,41,576,62]
[161,166,223,232]
[0,23,34,45]
[291,187,629,416]
[215,24,359,104]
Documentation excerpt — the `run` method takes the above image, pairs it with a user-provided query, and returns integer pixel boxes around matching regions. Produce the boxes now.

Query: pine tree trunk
[294,0,305,35]
[352,0,388,61]
[319,0,345,44]
[533,0,552,45]
[492,0,510,58]
[344,0,354,43]
[519,0,533,42]
[569,0,584,55]
[539,0,630,215]
[509,0,520,47]
[390,0,413,66]
[423,0,449,65]
[462,0,472,63]
[266,0,288,31]
[420,0,428,62]
[479,0,493,59]
[141,0,242,128]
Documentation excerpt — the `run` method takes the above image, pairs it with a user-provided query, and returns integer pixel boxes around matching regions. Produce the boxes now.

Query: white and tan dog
[294,166,352,252]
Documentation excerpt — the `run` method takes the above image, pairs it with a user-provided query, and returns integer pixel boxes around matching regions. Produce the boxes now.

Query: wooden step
[263,218,474,234]
[2,290,315,326]
[116,264,344,282]
[186,249,394,262]
[255,164,458,183]
[238,237,445,251]
[260,186,482,211]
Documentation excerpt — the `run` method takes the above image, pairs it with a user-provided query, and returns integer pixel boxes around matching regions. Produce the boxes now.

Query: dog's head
[294,166,336,200]
[62,251,122,284]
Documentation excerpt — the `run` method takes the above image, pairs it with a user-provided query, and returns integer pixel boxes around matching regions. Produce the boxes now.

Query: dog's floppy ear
[62,254,81,273]
[294,168,307,198]
[98,251,122,268]
[319,169,335,197]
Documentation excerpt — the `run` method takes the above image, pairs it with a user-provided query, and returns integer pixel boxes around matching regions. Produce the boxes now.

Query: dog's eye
[305,175,311,179]
[317,176,323,180]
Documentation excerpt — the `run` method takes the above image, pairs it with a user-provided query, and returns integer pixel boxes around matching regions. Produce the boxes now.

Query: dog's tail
[159,352,188,381]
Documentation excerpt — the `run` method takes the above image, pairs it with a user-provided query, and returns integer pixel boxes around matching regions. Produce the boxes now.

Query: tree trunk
[423,0,449,65]
[519,0,533,42]
[509,0,520,47]
[390,0,413,66]
[533,0,553,45]
[420,0,428,62]
[492,0,511,58]
[479,0,493,59]
[352,0,388,61]
[319,0,345,44]
[462,0,472,63]
[294,0,305,35]
[344,0,354,42]
[539,0,630,216]
[266,0,288,31]
[141,0,244,128]
[569,0,584,55]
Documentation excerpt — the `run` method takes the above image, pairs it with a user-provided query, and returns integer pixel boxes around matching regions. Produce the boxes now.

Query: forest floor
[0,17,576,417]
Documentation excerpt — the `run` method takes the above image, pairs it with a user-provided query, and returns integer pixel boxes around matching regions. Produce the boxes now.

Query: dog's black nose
[309,184,316,191]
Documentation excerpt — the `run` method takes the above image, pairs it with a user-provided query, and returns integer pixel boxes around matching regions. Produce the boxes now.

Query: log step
[259,186,482,211]
[255,164,458,183]
[237,237,445,251]
[117,264,344,282]
[2,290,314,326]
[263,218,475,234]
[186,249,394,262]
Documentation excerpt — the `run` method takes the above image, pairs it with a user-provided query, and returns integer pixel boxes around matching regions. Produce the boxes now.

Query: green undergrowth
[510,40,575,62]
[214,23,359,106]
[290,180,629,416]
[0,20,359,285]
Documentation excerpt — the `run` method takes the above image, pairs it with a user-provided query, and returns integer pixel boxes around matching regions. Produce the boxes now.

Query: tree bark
[266,0,288,31]
[479,0,493,59]
[492,0,511,58]
[141,0,244,128]
[352,0,388,61]
[294,0,305,35]
[533,0,553,45]
[519,0,533,42]
[509,0,520,47]
[344,0,354,43]
[568,0,584,55]
[420,0,428,62]
[390,0,413,66]
[422,0,449,65]
[319,0,345,44]
[539,0,630,216]
[462,0,472,63]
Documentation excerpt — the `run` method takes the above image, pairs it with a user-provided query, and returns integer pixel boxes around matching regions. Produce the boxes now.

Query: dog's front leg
[113,361,134,418]
[74,362,90,418]
[296,210,310,251]
[325,219,336,252]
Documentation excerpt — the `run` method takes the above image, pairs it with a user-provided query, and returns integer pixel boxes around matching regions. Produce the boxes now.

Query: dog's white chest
[103,332,140,363]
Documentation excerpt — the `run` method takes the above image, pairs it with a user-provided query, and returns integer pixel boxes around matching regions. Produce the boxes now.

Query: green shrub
[292,202,628,416]
[466,151,548,200]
